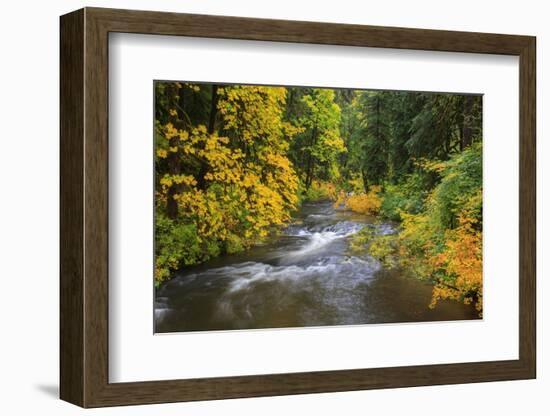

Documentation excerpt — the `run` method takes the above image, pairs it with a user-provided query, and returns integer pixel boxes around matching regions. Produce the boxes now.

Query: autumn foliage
[341,186,382,215]
[372,145,482,314]
[303,180,338,202]
[155,84,300,283]
[155,81,483,315]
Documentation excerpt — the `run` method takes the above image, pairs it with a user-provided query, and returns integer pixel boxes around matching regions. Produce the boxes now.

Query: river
[155,201,478,332]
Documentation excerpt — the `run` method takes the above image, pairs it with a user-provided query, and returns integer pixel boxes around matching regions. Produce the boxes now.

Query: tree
[154,83,301,283]
[154,79,485,318]
[408,93,482,160]
[291,88,345,189]
[354,91,392,190]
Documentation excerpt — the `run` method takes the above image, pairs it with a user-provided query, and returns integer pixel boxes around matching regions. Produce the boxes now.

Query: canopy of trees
[154,81,483,314]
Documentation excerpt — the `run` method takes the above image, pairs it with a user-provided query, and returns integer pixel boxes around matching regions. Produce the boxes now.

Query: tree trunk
[462,95,474,149]
[305,152,313,190]
[166,143,180,220]
[197,85,218,190]
[207,85,218,134]
[304,128,317,190]
[166,84,185,220]
[361,168,369,193]
[376,96,380,143]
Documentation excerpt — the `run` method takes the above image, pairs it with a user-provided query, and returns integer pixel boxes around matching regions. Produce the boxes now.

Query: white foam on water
[226,262,338,292]
[154,307,172,324]
[291,221,365,255]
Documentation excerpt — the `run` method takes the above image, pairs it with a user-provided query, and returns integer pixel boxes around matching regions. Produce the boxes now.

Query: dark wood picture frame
[60,7,536,408]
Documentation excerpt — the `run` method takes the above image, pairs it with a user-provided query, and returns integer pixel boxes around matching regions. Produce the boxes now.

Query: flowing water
[155,201,479,333]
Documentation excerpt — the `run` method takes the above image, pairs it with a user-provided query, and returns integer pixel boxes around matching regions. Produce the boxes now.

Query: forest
[154,81,483,315]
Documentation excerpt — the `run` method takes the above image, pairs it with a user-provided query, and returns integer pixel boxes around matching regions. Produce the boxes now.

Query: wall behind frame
[0,0,545,415]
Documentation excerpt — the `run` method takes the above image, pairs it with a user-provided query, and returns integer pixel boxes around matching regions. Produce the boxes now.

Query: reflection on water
[155,201,479,332]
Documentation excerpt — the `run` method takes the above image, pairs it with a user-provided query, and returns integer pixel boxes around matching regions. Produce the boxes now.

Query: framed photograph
[60,7,536,407]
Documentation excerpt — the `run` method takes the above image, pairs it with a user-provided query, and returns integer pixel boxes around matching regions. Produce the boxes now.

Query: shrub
[429,143,482,229]
[349,226,375,253]
[379,173,427,221]
[368,235,398,268]
[393,144,483,314]
[429,191,483,313]
[349,226,397,268]
[301,180,338,202]
[224,233,245,254]
[154,213,202,285]
[344,185,382,215]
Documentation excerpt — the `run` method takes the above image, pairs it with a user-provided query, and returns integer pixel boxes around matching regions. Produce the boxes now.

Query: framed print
[60,7,536,408]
